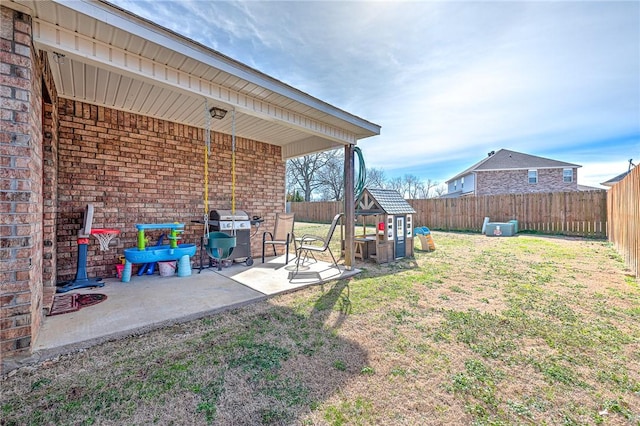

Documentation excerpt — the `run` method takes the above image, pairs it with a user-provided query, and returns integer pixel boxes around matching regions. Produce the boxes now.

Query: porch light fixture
[209,107,227,120]
[53,51,65,65]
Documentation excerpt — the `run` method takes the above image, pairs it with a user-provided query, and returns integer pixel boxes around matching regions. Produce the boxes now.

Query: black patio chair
[295,213,343,272]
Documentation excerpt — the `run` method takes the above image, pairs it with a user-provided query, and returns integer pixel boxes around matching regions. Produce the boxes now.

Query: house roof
[446,149,581,183]
[438,191,464,199]
[600,170,632,187]
[8,0,380,160]
[577,184,605,191]
[356,188,416,215]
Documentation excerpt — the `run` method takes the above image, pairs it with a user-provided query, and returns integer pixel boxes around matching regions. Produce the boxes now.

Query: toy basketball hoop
[91,228,120,251]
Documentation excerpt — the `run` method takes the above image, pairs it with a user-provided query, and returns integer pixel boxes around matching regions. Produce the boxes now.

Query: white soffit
[9,0,380,159]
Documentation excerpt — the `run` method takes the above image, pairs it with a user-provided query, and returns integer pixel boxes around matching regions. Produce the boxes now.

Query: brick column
[0,6,44,372]
[41,51,59,312]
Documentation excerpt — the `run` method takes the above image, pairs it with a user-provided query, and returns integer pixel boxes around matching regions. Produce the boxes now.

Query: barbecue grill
[208,209,254,266]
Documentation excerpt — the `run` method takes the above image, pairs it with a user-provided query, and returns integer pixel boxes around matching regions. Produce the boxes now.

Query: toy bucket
[158,261,176,277]
[116,263,125,279]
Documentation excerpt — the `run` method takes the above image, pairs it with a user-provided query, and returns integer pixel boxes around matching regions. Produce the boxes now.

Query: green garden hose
[354,146,366,200]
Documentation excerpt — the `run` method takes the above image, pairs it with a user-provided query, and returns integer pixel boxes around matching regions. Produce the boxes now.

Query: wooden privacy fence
[409,191,607,237]
[288,201,344,224]
[607,166,639,279]
[289,190,608,238]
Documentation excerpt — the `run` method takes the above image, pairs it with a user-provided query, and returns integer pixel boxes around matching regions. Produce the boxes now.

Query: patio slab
[216,255,353,295]
[32,256,358,362]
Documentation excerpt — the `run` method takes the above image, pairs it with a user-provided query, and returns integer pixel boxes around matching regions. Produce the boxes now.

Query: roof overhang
[9,0,380,160]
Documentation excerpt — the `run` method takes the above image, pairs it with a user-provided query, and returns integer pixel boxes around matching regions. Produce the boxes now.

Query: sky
[110,0,640,189]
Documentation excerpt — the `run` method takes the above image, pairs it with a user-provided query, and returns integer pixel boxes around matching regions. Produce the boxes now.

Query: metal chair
[295,213,343,272]
[262,213,296,264]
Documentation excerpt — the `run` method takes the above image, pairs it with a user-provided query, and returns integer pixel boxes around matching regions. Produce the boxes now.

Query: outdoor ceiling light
[209,107,227,120]
[53,51,66,65]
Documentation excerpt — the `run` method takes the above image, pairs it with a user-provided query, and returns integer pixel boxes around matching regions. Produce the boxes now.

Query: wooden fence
[288,201,344,224]
[289,190,608,238]
[607,166,639,279]
[409,191,607,237]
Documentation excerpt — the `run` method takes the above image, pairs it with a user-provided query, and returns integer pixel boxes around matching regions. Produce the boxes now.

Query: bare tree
[286,150,340,201]
[419,179,440,199]
[365,167,386,189]
[385,174,424,198]
[317,151,381,200]
[317,152,344,201]
[288,151,445,201]
[386,176,404,196]
[434,183,447,197]
[404,174,424,199]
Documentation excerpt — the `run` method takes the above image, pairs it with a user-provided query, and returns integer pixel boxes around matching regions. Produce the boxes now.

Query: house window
[563,168,573,183]
[461,177,464,189]
[454,179,457,191]
[528,170,538,184]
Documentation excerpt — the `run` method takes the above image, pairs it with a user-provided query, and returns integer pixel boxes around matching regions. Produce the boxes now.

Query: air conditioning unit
[485,222,515,237]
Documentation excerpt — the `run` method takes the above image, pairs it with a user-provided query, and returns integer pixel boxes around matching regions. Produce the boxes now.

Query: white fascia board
[52,0,380,137]
[445,171,474,184]
[33,19,358,145]
[281,136,344,160]
[5,1,32,14]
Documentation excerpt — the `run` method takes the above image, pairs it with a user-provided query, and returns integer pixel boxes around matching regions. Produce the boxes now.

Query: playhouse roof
[356,188,416,215]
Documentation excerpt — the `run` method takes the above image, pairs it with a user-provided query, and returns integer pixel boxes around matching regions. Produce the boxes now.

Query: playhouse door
[395,215,406,259]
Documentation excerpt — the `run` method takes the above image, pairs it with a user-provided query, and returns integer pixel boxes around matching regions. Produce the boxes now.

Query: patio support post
[344,144,355,270]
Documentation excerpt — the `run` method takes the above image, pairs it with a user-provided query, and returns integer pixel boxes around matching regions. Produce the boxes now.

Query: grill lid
[210,209,250,221]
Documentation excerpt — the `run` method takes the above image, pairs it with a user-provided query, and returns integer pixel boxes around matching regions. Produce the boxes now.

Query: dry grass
[2,229,639,425]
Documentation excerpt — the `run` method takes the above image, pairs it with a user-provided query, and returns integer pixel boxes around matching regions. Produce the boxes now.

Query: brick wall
[41,50,58,310]
[476,168,578,196]
[0,5,287,370]
[56,100,286,282]
[0,7,44,365]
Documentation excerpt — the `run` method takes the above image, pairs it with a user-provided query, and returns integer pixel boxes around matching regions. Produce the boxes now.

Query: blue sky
[110,0,639,188]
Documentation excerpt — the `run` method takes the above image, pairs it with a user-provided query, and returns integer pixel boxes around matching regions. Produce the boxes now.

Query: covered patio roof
[9,0,380,159]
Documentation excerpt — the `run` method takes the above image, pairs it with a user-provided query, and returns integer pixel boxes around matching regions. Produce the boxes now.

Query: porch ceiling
[9,0,380,160]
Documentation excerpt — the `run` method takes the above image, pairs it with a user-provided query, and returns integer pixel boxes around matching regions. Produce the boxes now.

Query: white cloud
[110,0,639,188]
[359,2,639,179]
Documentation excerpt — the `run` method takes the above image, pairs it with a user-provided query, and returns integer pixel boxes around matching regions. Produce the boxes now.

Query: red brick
[0,74,31,91]
[14,20,32,36]
[0,304,31,319]
[0,51,30,68]
[3,37,285,362]
[0,8,42,362]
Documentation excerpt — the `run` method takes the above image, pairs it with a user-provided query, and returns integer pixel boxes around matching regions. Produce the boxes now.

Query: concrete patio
[33,255,358,361]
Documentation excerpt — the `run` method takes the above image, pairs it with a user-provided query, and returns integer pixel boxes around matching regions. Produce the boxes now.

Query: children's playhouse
[353,188,416,263]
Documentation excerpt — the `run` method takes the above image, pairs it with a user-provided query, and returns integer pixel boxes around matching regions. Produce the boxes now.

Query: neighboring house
[444,149,581,197]
[600,160,637,187]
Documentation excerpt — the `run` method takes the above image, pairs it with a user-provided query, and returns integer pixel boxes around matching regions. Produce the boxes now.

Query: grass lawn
[2,227,639,425]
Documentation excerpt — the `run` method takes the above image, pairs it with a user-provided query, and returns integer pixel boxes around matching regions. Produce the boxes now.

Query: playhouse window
[563,168,573,183]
